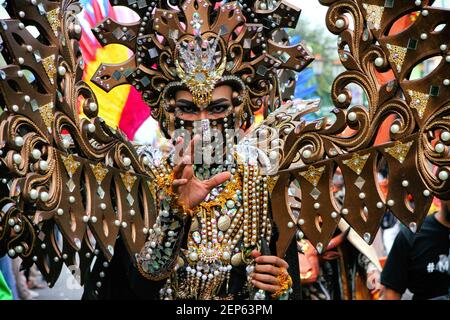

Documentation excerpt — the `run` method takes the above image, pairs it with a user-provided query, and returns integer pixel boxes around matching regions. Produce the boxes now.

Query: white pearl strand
[242,165,250,248]
[261,176,271,242]
[251,173,260,246]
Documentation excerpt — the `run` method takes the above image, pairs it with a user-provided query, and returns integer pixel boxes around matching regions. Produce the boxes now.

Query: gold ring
[271,268,292,299]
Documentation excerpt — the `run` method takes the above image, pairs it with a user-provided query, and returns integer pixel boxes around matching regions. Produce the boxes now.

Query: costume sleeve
[134,145,191,281]
[380,228,412,294]
[136,196,190,281]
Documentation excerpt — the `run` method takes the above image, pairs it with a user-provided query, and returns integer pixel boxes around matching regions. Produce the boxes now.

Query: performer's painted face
[171,85,241,166]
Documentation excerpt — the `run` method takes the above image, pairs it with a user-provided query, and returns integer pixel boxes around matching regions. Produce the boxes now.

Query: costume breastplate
[159,165,271,300]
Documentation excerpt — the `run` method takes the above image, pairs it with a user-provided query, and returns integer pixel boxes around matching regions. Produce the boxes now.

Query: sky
[286,0,330,30]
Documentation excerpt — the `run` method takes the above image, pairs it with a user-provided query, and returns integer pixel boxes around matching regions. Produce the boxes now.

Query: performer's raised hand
[171,135,231,210]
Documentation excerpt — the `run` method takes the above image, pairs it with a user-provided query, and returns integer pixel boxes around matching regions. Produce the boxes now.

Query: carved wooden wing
[0,0,157,286]
[271,0,450,256]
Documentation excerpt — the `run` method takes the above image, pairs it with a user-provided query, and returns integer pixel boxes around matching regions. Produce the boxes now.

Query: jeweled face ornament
[170,85,244,166]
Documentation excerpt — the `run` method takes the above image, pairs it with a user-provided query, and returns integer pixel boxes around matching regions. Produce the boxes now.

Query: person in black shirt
[381,200,450,300]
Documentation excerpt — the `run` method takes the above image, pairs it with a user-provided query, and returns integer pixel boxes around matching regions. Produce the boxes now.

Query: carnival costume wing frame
[0,0,448,288]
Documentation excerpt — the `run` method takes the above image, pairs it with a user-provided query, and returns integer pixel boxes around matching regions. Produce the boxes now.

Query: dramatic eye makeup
[175,98,231,115]
[207,98,231,114]
[176,99,200,114]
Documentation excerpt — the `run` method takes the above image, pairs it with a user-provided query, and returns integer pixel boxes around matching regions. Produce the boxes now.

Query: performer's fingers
[255,255,289,269]
[181,159,195,180]
[251,250,261,259]
[252,272,280,286]
[251,279,280,293]
[173,179,188,187]
[205,172,231,189]
[254,264,281,277]
[173,156,190,178]
[173,136,185,165]
[185,135,201,160]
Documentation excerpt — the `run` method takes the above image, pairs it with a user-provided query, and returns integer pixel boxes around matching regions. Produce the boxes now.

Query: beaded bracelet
[155,170,198,217]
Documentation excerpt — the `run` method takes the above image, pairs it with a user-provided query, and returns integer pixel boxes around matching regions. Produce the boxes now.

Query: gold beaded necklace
[165,164,272,300]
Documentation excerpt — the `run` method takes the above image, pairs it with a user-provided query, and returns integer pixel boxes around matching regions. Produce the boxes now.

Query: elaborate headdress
[91,0,313,135]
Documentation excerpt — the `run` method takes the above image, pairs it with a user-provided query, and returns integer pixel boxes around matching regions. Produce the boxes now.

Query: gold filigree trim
[342,153,370,175]
[61,154,80,176]
[407,90,429,119]
[42,55,56,84]
[267,176,279,193]
[271,268,293,299]
[384,141,413,164]
[363,4,384,30]
[120,172,137,192]
[299,166,325,187]
[300,270,313,280]
[46,8,61,36]
[90,163,109,184]
[386,44,407,73]
[39,103,54,129]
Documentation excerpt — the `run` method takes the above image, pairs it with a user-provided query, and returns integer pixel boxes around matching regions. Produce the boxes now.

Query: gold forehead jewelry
[175,34,227,109]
